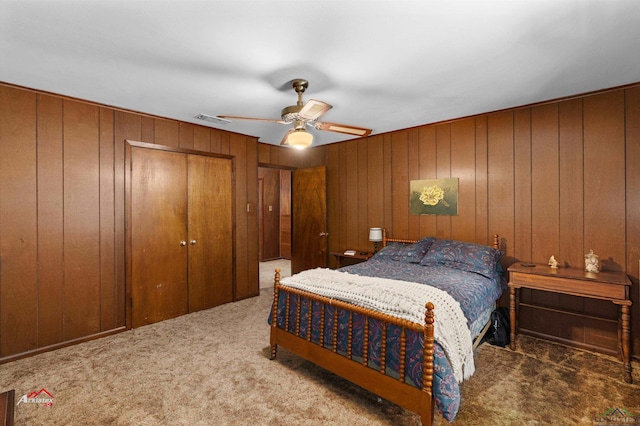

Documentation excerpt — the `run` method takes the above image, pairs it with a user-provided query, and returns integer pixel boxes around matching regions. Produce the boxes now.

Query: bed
[269,231,504,425]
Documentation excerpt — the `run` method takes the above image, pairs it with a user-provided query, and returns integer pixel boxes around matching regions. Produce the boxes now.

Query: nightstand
[331,251,373,268]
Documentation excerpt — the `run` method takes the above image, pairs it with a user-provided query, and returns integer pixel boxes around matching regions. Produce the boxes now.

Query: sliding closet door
[187,155,233,312]
[131,148,188,327]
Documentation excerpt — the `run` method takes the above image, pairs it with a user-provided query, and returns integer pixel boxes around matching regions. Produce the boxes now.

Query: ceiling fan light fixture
[287,129,313,149]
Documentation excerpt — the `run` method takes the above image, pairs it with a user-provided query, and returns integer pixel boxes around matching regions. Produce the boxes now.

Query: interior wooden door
[291,166,327,274]
[258,167,281,261]
[187,155,233,312]
[131,147,188,327]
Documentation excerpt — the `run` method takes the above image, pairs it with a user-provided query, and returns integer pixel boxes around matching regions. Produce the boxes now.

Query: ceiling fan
[219,79,372,149]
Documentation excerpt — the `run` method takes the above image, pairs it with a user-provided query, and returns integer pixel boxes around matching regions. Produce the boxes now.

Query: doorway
[258,167,291,262]
[258,166,292,289]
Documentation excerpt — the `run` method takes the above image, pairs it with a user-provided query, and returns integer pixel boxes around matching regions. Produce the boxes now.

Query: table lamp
[369,227,383,253]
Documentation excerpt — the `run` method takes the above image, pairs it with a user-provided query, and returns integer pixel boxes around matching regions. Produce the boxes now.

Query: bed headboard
[381,228,500,250]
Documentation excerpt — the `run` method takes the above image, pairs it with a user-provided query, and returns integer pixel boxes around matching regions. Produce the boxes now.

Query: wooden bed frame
[270,231,501,425]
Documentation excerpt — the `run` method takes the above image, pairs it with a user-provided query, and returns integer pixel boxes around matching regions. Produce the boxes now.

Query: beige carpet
[260,259,290,289]
[1,289,638,425]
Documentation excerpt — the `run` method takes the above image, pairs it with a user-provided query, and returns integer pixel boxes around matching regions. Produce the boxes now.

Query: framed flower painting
[409,178,459,215]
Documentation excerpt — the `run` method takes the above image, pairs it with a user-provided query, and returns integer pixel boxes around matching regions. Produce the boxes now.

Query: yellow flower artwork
[410,178,458,215]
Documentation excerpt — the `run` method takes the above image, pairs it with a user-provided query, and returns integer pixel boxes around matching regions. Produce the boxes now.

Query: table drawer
[510,271,627,300]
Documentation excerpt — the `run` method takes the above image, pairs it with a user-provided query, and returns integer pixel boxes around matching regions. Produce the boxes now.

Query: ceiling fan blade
[280,128,294,146]
[217,115,287,124]
[298,99,332,121]
[314,121,372,137]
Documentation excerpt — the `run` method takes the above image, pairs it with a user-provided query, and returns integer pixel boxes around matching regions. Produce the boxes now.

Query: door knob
[190,239,197,245]
[319,232,329,237]
[180,240,187,246]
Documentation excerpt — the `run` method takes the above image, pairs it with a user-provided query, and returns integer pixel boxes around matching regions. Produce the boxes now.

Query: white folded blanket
[280,268,475,382]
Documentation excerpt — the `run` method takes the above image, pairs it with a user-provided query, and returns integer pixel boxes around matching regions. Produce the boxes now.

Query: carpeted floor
[1,288,638,425]
[260,259,291,289]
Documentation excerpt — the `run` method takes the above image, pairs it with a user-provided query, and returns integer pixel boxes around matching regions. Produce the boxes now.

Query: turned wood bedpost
[270,268,281,360]
[421,301,435,425]
[422,302,435,393]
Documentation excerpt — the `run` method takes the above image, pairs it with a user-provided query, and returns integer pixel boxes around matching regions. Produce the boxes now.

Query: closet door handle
[190,239,197,245]
[180,240,187,246]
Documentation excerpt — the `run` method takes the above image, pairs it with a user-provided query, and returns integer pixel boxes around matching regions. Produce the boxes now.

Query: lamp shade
[287,129,313,149]
[369,227,383,242]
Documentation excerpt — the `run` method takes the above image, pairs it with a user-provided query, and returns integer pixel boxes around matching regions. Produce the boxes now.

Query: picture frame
[409,178,459,216]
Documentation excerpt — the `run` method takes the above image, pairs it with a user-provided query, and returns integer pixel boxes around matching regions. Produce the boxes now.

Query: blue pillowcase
[373,237,436,263]
[419,238,503,279]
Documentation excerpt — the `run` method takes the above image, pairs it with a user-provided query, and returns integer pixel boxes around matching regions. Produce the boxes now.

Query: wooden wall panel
[99,107,116,331]
[139,116,153,143]
[450,119,476,242]
[357,139,370,249]
[435,124,452,239]
[366,135,384,247]
[0,86,38,357]
[36,94,64,347]
[487,111,515,252]
[383,135,394,234]
[114,111,141,328]
[154,118,180,148]
[326,144,342,264]
[513,109,532,262]
[193,126,211,152]
[257,143,271,164]
[345,142,359,248]
[179,122,195,150]
[229,133,260,300]
[391,131,409,238]
[474,116,489,245]
[230,134,248,299]
[300,145,327,168]
[220,132,231,155]
[245,138,259,298]
[63,100,102,340]
[583,91,626,271]
[531,103,559,262]
[418,126,437,237]
[558,99,584,268]
[210,130,222,154]
[407,128,421,240]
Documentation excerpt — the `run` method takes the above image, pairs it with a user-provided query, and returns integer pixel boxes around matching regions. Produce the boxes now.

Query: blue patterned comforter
[340,259,505,328]
[271,258,504,421]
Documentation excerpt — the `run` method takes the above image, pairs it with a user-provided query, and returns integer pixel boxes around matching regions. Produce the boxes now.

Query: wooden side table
[331,251,373,268]
[507,263,632,383]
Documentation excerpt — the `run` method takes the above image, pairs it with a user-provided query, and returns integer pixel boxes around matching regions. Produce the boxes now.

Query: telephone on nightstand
[343,250,356,256]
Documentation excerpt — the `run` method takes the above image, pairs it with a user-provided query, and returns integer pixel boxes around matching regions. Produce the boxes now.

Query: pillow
[419,238,503,279]
[373,237,435,263]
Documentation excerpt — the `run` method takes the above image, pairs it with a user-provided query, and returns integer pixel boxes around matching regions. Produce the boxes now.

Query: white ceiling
[2,0,639,147]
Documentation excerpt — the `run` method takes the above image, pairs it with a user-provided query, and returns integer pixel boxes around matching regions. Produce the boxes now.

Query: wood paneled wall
[314,84,640,358]
[0,83,259,361]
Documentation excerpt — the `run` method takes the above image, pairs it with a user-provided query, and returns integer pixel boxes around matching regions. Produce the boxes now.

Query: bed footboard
[269,269,435,426]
